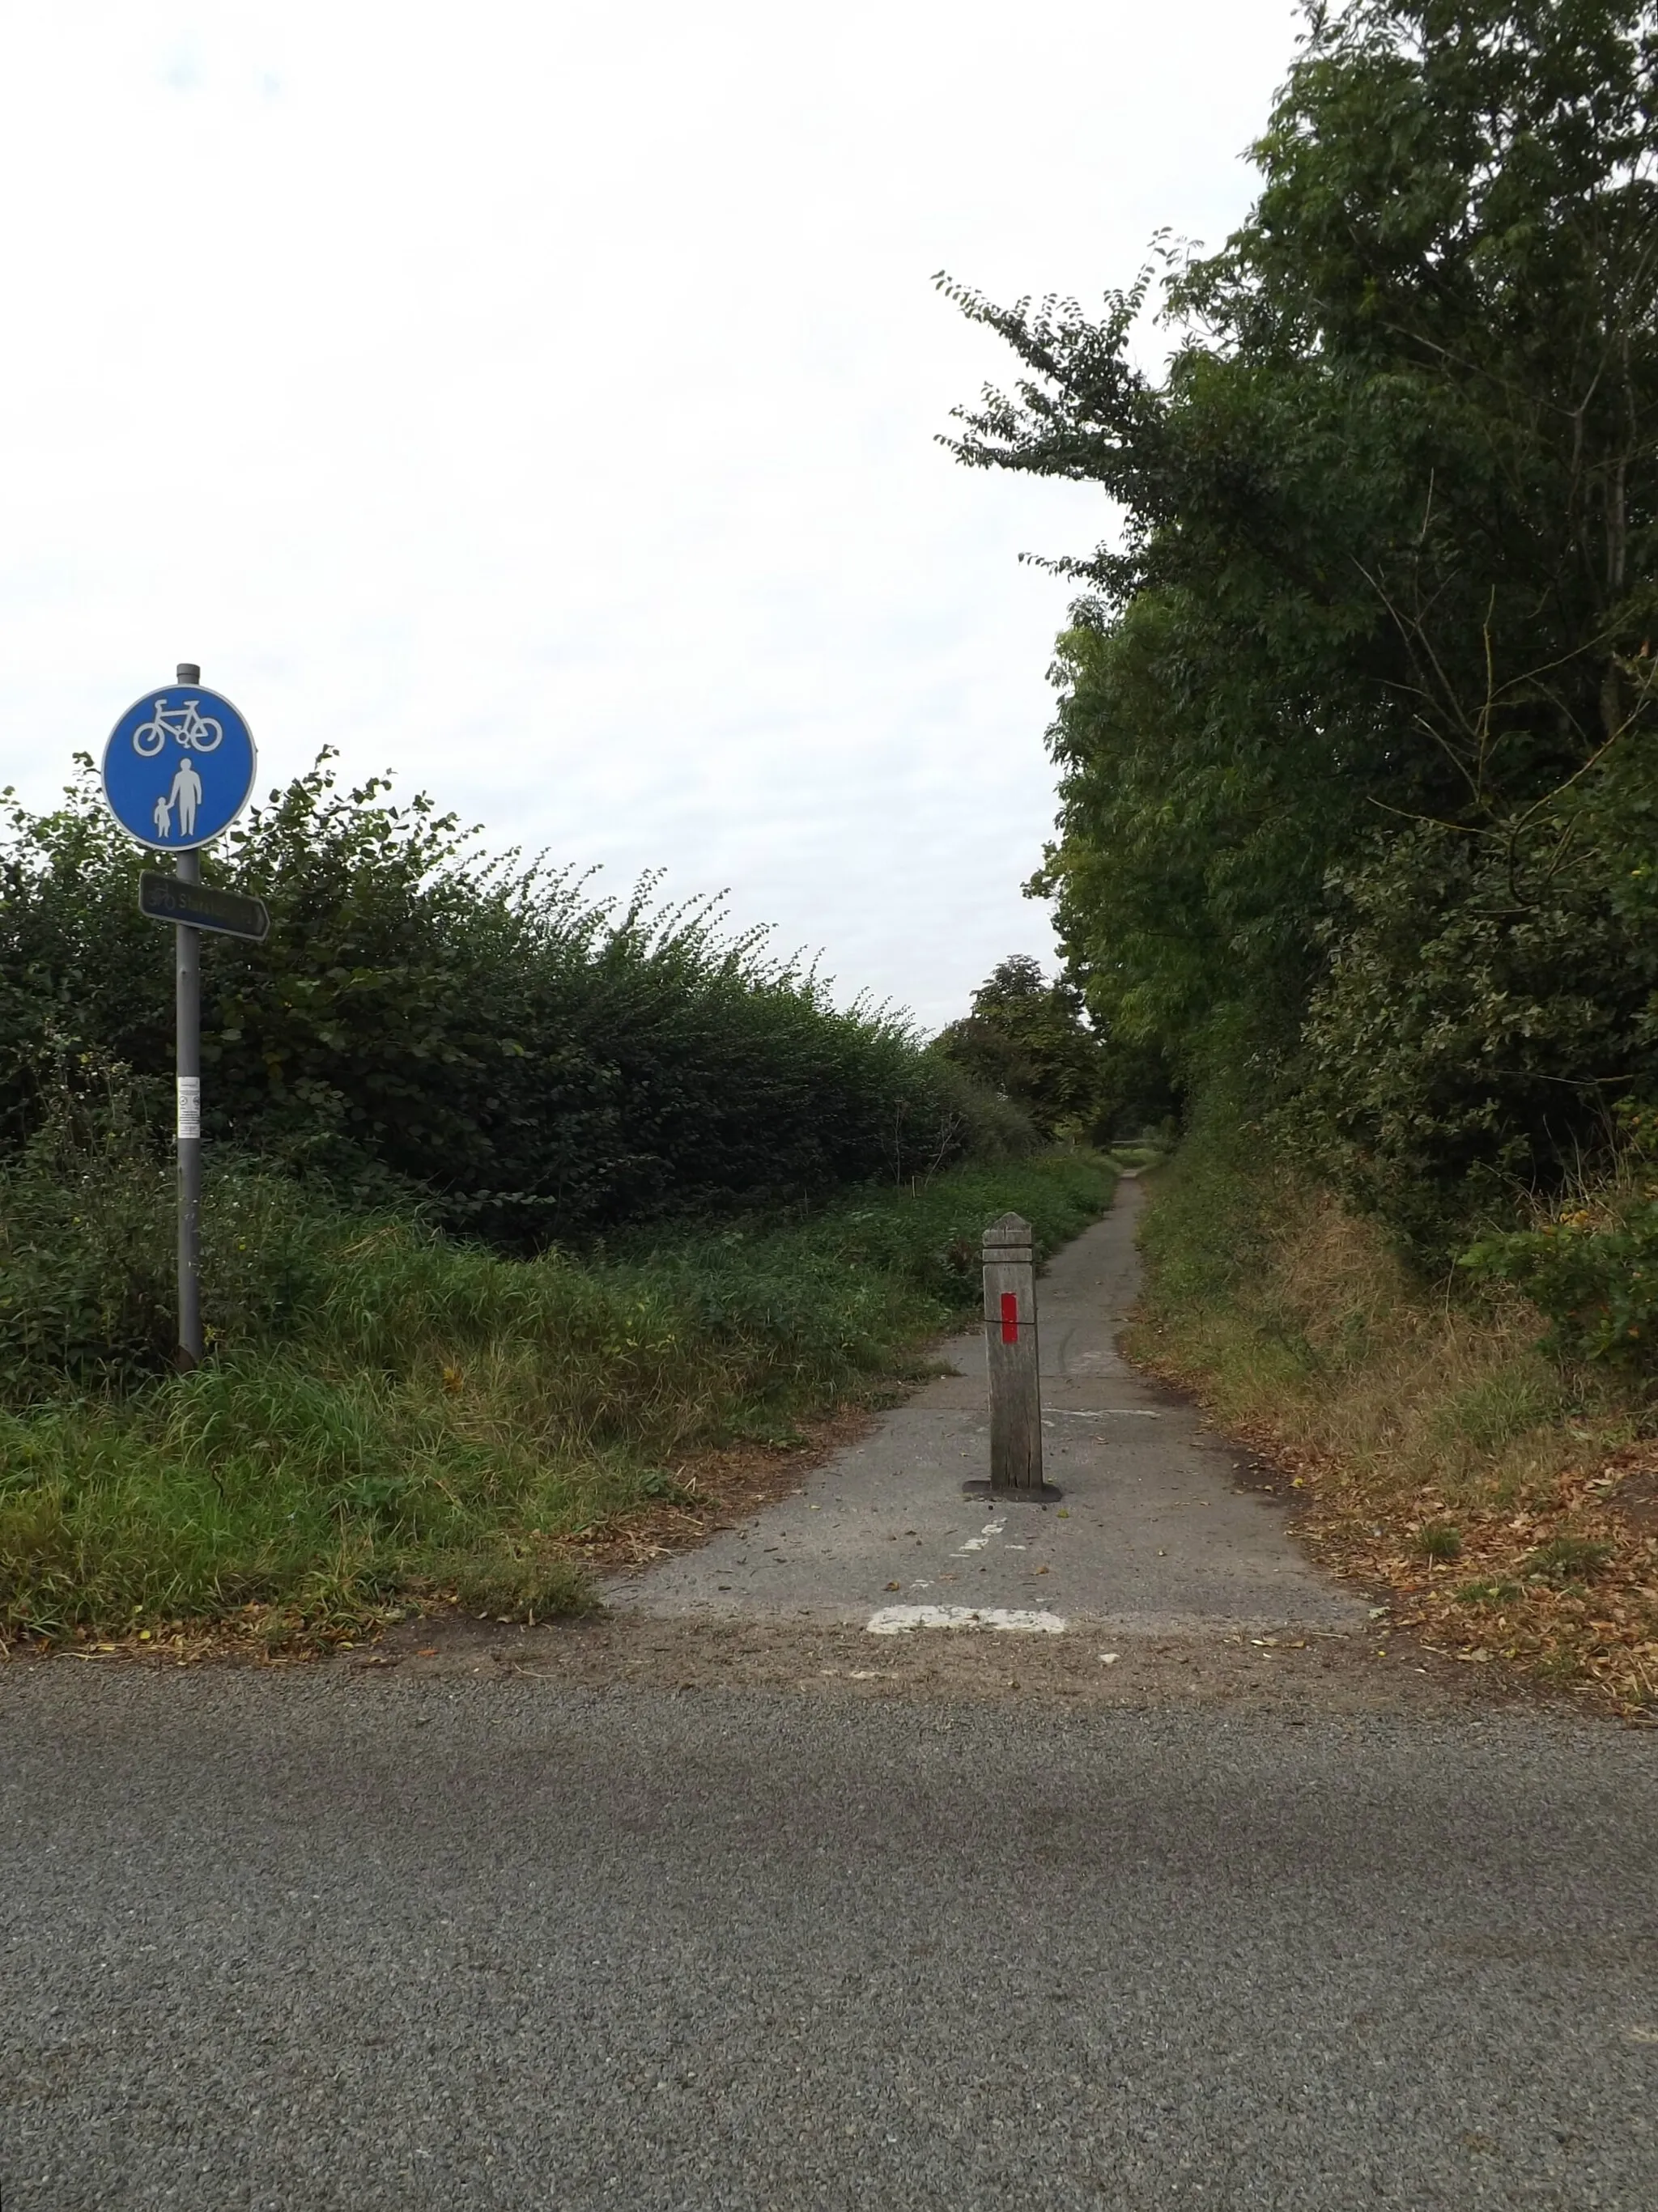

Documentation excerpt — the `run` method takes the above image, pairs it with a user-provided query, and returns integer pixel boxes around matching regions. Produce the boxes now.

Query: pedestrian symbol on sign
[164,756,203,839]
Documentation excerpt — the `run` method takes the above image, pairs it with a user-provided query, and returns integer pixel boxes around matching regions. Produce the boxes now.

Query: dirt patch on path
[14,1581,1644,1722]
[352,1605,1545,1718]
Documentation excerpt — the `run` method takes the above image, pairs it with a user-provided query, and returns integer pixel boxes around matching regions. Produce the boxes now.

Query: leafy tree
[936,956,1106,1136]
[942,0,1658,1247]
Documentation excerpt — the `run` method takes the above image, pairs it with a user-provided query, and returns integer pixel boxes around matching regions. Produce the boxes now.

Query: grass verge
[1,1153,1113,1652]
[1129,1124,1658,1715]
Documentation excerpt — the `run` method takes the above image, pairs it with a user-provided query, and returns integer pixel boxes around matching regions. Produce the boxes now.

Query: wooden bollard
[964,1211,1061,1504]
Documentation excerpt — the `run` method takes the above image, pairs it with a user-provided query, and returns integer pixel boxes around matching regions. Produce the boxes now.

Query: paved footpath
[603,1178,1369,1639]
[2,1185,1656,2211]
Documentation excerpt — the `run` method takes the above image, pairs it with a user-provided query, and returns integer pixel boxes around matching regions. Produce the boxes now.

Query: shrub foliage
[2,757,1031,1246]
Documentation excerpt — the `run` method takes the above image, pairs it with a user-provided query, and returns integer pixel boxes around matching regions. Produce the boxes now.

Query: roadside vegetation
[0,1051,1112,1650]
[0,739,1123,1650]
[1131,1122,1658,1710]
[943,0,1658,1705]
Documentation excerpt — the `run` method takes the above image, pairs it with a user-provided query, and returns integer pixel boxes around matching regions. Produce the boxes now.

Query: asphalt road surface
[3,1187,1656,2211]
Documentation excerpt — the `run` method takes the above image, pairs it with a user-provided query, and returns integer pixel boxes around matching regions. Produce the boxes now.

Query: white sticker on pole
[176,1076,201,1141]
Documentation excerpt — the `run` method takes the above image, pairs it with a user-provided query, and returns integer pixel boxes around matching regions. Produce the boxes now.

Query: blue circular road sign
[100,683,257,851]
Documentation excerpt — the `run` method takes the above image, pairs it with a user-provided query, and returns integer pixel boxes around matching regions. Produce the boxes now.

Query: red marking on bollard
[1000,1291,1018,1344]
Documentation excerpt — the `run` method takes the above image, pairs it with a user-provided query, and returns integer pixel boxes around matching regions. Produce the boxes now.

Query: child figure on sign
[152,792,172,839]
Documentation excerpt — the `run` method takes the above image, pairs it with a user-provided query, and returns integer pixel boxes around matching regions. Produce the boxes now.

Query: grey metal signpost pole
[173,661,204,1370]
[965,1211,1061,1504]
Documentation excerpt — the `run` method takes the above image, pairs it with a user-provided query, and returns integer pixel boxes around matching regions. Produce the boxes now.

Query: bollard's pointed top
[982,1211,1033,1249]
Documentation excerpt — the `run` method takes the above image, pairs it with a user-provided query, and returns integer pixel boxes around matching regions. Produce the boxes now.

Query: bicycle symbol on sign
[131,697,224,757]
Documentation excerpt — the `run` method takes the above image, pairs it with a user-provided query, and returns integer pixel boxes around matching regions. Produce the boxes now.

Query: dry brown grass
[1130,1154,1658,1715]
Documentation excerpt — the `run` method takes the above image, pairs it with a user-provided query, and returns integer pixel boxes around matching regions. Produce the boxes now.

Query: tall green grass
[0,1146,1113,1642]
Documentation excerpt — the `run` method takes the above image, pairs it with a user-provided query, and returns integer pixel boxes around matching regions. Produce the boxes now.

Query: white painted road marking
[865,1605,1067,1636]
[955,1518,1005,1555]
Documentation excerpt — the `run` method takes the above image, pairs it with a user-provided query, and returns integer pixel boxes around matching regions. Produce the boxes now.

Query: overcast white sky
[0,0,1301,1030]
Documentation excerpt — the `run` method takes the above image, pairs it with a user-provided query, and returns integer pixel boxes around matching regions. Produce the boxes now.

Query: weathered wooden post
[965,1211,1061,1503]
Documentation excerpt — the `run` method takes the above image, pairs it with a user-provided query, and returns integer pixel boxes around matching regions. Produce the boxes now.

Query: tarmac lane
[3,1182,1655,2210]
[1,1667,1655,2210]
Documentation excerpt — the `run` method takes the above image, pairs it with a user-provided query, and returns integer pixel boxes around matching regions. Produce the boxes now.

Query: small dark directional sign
[138,871,270,943]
